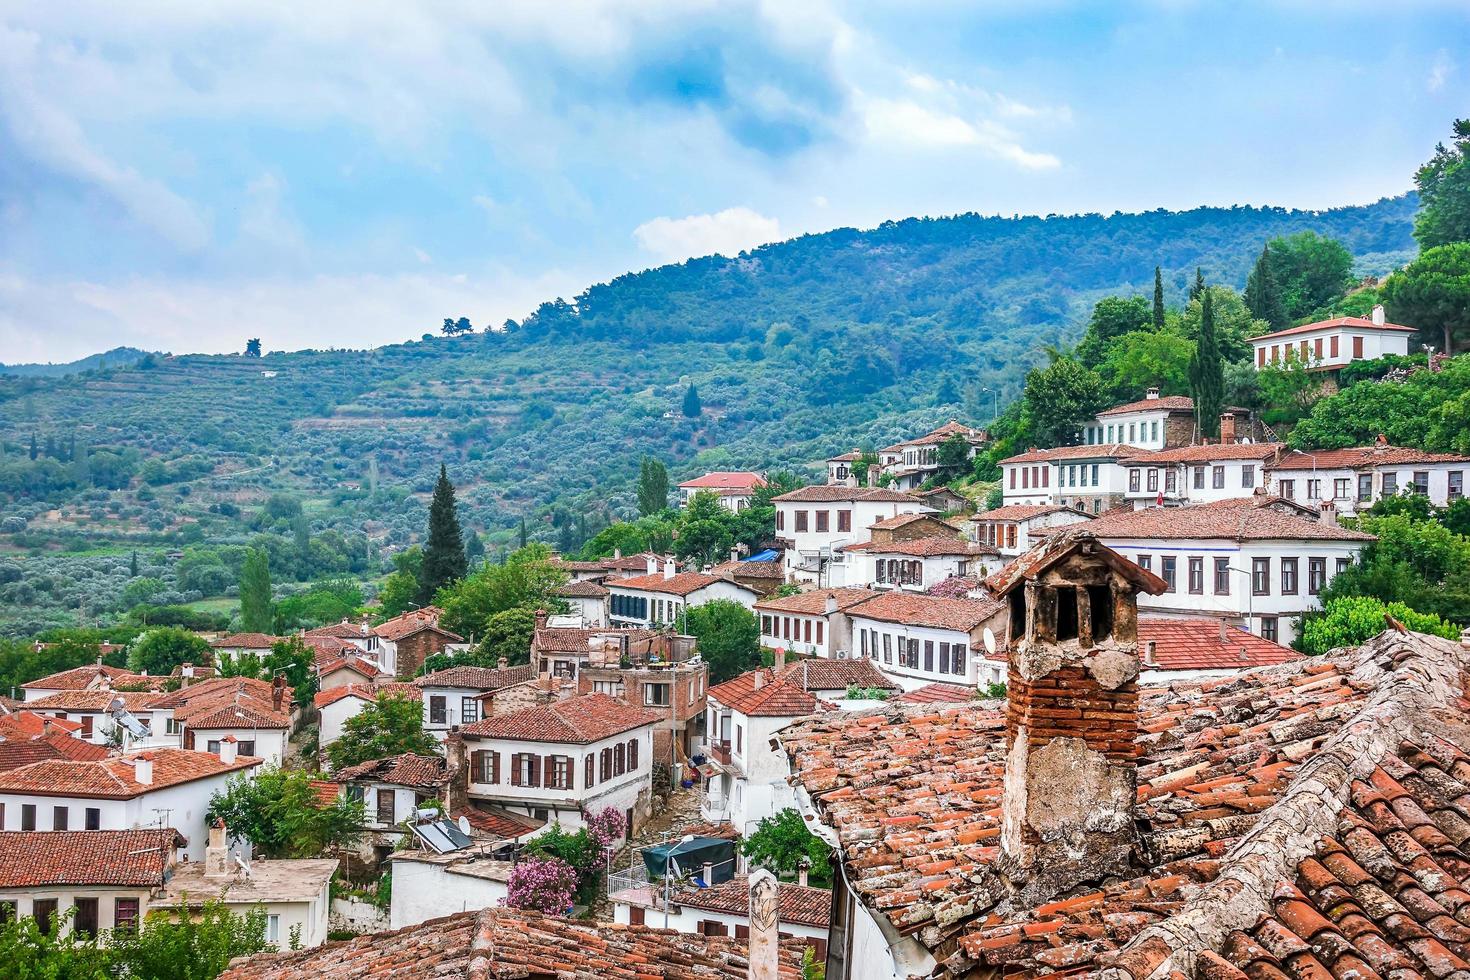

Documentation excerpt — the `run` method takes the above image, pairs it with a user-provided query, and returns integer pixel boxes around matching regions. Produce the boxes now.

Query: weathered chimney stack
[271,674,285,713]
[218,735,239,765]
[1219,412,1236,444]
[1372,303,1386,327]
[867,463,881,487]
[534,608,548,633]
[773,646,786,676]
[663,559,676,581]
[824,594,838,616]
[133,754,154,786]
[798,862,809,887]
[1145,386,1160,401]
[748,869,780,980]
[752,671,765,690]
[205,819,230,878]
[645,555,658,575]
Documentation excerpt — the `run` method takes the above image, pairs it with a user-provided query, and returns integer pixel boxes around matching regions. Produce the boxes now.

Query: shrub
[1298,595,1460,655]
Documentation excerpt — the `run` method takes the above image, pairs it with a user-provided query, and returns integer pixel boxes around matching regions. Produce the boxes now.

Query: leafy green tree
[1299,596,1459,655]
[1244,243,1288,330]
[1290,354,1470,453]
[208,765,365,858]
[327,692,440,770]
[1019,356,1104,448]
[1264,231,1354,319]
[419,465,467,604]
[273,581,361,632]
[128,627,210,676]
[1075,295,1151,367]
[1382,243,1470,355]
[436,543,568,640]
[476,606,540,665]
[1187,286,1225,439]
[0,908,114,976]
[680,599,759,683]
[129,550,139,577]
[377,546,423,619]
[464,529,485,567]
[682,383,702,418]
[674,491,735,568]
[1152,266,1166,331]
[852,450,881,486]
[1095,329,1195,402]
[934,432,972,483]
[109,900,274,978]
[1179,285,1261,363]
[1321,511,1470,625]
[740,808,833,887]
[239,548,273,633]
[244,338,262,357]
[121,576,167,609]
[1254,352,1325,427]
[1413,118,1470,250]
[637,458,670,517]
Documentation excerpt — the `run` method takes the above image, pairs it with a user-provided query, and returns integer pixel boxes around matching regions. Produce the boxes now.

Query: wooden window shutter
[628,737,638,769]
[544,755,557,789]
[510,754,522,786]
[585,754,595,787]
[601,747,611,780]
[491,751,500,784]
[528,755,541,788]
[472,750,487,782]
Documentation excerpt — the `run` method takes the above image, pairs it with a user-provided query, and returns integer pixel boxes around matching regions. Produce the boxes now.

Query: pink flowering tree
[504,855,577,915]
[586,806,625,858]
[926,575,975,599]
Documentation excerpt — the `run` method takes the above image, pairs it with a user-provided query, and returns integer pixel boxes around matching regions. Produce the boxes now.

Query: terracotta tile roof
[151,676,290,727]
[374,609,462,642]
[304,620,374,640]
[334,752,447,788]
[754,588,881,615]
[415,664,535,691]
[0,748,261,799]
[1001,443,1156,464]
[557,579,610,598]
[828,450,863,462]
[304,635,360,657]
[985,528,1168,598]
[1145,442,1286,463]
[24,690,158,712]
[1138,617,1302,672]
[0,711,81,738]
[184,700,290,730]
[843,535,988,557]
[1247,314,1417,341]
[0,732,111,772]
[784,658,895,693]
[208,632,282,649]
[674,875,832,928]
[553,558,609,572]
[460,693,662,744]
[678,471,766,491]
[313,683,378,709]
[847,591,1004,633]
[896,682,976,704]
[882,420,988,452]
[599,552,668,572]
[868,513,939,531]
[1083,496,1377,542]
[1271,446,1470,470]
[218,906,806,980]
[451,805,545,840]
[149,675,278,710]
[706,669,829,718]
[1098,394,1196,416]
[20,663,147,691]
[317,656,382,680]
[0,829,183,888]
[976,503,1086,522]
[709,558,786,579]
[771,485,925,504]
[309,780,341,807]
[532,627,657,654]
[607,571,748,597]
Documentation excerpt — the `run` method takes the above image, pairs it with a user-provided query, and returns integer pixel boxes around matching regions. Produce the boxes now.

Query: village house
[755,587,880,659]
[372,608,469,679]
[0,828,184,939]
[1251,304,1415,372]
[156,820,337,949]
[614,873,831,957]
[1129,437,1284,508]
[1268,437,1470,515]
[1000,443,1154,514]
[847,591,1006,691]
[970,503,1093,555]
[773,486,933,586]
[335,753,448,863]
[149,675,293,765]
[877,421,988,491]
[708,552,787,598]
[388,849,515,930]
[912,485,969,513]
[607,562,761,628]
[23,690,169,748]
[825,450,863,486]
[315,650,384,691]
[415,663,536,739]
[556,579,610,625]
[0,746,261,861]
[19,663,151,702]
[452,692,661,836]
[677,472,767,511]
[844,535,1001,591]
[313,682,418,752]
[207,633,282,664]
[1084,495,1376,644]
[303,620,380,659]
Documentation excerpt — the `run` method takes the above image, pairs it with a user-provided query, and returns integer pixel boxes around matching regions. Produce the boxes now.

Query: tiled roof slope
[334,753,446,788]
[1146,442,1285,463]
[755,587,880,615]
[847,591,1004,632]
[1272,446,1470,470]
[785,658,896,692]
[209,632,282,649]
[313,682,420,708]
[532,627,657,653]
[707,668,830,718]
[976,504,1085,522]
[778,629,1470,980]
[0,748,260,798]
[1084,496,1376,542]
[557,580,610,597]
[0,732,111,771]
[1248,315,1417,341]
[843,536,990,557]
[21,663,147,691]
[1001,443,1155,465]
[678,471,766,490]
[771,485,924,504]
[218,906,806,980]
[674,875,832,928]
[608,571,740,597]
[1098,394,1196,416]
[896,682,976,704]
[460,693,662,744]
[0,829,184,887]
[1139,616,1301,671]
[415,664,535,690]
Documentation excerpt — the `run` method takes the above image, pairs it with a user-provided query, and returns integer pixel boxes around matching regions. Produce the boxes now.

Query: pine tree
[1188,286,1225,439]
[1243,244,1288,330]
[419,464,467,604]
[1190,267,1206,302]
[1152,266,1166,330]
[239,548,273,633]
[637,458,669,517]
[682,383,702,418]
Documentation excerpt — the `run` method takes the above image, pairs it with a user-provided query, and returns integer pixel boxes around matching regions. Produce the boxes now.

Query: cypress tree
[637,458,669,517]
[1244,244,1288,330]
[682,383,702,418]
[1152,266,1166,330]
[1188,286,1225,439]
[1189,267,1206,302]
[518,516,528,549]
[239,548,273,633]
[28,434,37,461]
[129,551,139,578]
[420,464,467,604]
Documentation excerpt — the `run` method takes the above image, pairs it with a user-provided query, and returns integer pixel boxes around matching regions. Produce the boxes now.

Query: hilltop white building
[773,486,932,586]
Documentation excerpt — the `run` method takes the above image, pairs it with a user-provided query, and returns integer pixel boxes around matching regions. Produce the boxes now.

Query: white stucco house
[207,633,282,665]
[999,444,1154,514]
[1132,442,1284,508]
[677,472,767,511]
[1250,306,1415,371]
[606,567,761,628]
[613,874,831,957]
[555,580,610,626]
[334,753,447,835]
[843,536,1002,591]
[1268,440,1470,516]
[773,486,933,587]
[1076,390,1198,450]
[755,588,880,659]
[970,504,1093,556]
[878,421,988,491]
[414,664,535,740]
[389,851,513,930]
[846,592,1007,691]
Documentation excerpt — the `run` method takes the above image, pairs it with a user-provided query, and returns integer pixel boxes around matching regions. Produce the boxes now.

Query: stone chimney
[748,869,780,980]
[798,862,809,887]
[752,671,765,691]
[534,608,548,632]
[498,656,509,669]
[271,674,285,713]
[730,547,741,564]
[1219,412,1236,444]
[773,646,786,676]
[1374,433,1390,451]
[205,819,230,878]
[133,754,154,786]
[1145,386,1160,400]
[443,732,469,813]
[1372,303,1386,327]
[867,463,881,487]
[992,532,1163,903]
[219,735,239,765]
[613,547,622,560]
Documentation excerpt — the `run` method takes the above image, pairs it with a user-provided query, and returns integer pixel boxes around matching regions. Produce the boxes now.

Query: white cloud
[632,207,783,262]
[1428,50,1454,92]
[859,95,1061,169]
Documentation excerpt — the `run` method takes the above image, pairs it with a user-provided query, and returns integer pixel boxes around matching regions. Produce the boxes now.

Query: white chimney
[748,869,780,980]
[663,559,676,581]
[1372,303,1386,327]
[218,736,239,765]
[133,754,154,785]
[1143,640,1158,667]
[752,671,765,690]
[824,595,838,615]
[1145,386,1160,400]
[798,863,809,887]
[205,819,230,878]
[646,555,658,575]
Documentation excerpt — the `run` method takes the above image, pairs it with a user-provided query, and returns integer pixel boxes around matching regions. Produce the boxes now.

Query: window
[1243,465,1255,488]
[952,645,968,675]
[376,790,395,824]
[1258,347,1266,368]
[1188,558,1204,595]
[1129,423,1137,442]
[1308,557,1326,595]
[795,511,808,532]
[20,804,35,832]
[266,914,281,944]
[1006,525,1017,550]
[85,807,100,831]
[462,697,480,724]
[1129,469,1141,493]
[33,899,57,936]
[80,715,93,738]
[1212,466,1225,489]
[515,753,541,787]
[472,750,498,783]
[586,754,595,787]
[1333,478,1349,500]
[614,742,626,776]
[547,756,573,789]
[1147,469,1158,493]
[1261,617,1279,643]
[114,899,140,934]
[1413,471,1430,495]
[838,510,851,532]
[1358,474,1373,502]
[207,740,221,754]
[1165,469,1177,493]
[1193,466,1205,490]
[736,725,743,754]
[1091,464,1099,485]
[239,740,255,756]
[1314,338,1323,360]
[776,510,785,531]
[1280,479,1295,499]
[1353,336,1364,359]
[1451,472,1464,501]
[882,634,892,664]
[73,898,98,938]
[1214,559,1231,595]
[1151,421,1159,442]
[1281,558,1299,595]
[1307,479,1321,500]
[1336,558,1350,575]
[923,640,934,673]
[0,901,14,925]
[1161,556,1176,592]
[1041,466,1049,488]
[644,683,671,707]
[628,738,639,770]
[1382,472,1398,497]
[1010,469,1016,489]
[1252,557,1270,595]
[816,510,829,532]
[52,806,67,831]
[428,696,447,725]
[1137,555,1152,572]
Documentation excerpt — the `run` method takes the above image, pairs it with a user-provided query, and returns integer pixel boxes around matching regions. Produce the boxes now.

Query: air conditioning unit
[836,650,848,660]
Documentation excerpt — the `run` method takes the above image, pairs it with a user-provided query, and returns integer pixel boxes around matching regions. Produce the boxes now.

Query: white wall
[390,859,510,930]
[318,696,368,748]
[0,885,156,938]
[848,619,982,690]
[420,686,484,736]
[1269,462,1467,516]
[1253,326,1410,371]
[191,728,287,767]
[609,581,757,627]
[777,500,931,586]
[1087,408,1172,449]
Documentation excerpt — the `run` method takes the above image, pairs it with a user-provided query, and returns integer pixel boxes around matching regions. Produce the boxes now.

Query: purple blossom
[505,855,577,914]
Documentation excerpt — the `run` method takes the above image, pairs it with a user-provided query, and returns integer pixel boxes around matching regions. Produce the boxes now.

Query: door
[629,906,645,926]
[376,789,395,824]
[73,898,98,938]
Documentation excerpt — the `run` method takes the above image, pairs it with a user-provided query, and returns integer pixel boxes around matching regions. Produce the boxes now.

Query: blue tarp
[641,837,736,883]
[745,549,780,563]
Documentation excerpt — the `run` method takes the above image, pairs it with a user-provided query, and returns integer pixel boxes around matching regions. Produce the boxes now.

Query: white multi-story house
[1085,496,1375,645]
[1123,441,1283,508]
[415,664,536,740]
[19,664,151,703]
[773,486,932,586]
[1000,444,1153,514]
[613,874,831,958]
[1251,305,1415,372]
[458,692,660,836]
[878,421,988,491]
[606,567,760,628]
[555,580,610,626]
[847,592,1007,691]
[755,588,880,659]
[24,691,171,748]
[825,450,864,486]
[1077,390,1198,450]
[1267,439,1470,516]
[0,746,262,861]
[207,633,282,665]
[970,504,1092,556]
[843,537,1002,591]
[676,472,766,511]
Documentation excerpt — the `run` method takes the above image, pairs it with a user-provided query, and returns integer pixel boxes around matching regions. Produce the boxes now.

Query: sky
[1,1,1467,363]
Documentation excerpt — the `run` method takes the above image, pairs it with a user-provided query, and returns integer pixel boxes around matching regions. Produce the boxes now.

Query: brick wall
[1004,662,1138,762]
[394,630,455,680]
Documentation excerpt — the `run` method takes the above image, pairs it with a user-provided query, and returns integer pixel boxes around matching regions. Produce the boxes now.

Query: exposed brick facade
[1004,663,1139,763]
[393,629,457,680]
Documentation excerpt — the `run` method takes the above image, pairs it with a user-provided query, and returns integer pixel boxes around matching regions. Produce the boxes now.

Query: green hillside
[0,347,155,378]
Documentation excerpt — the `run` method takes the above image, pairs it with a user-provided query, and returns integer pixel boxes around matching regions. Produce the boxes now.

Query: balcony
[708,740,732,765]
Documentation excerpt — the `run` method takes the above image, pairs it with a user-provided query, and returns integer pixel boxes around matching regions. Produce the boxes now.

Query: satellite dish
[982,628,997,655]
[457,816,471,835]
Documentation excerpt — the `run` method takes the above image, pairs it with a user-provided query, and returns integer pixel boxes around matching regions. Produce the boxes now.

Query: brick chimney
[991,532,1164,902]
[1219,412,1236,444]
[748,869,780,980]
[443,732,469,813]
[271,674,285,713]
[773,646,786,676]
[534,608,548,632]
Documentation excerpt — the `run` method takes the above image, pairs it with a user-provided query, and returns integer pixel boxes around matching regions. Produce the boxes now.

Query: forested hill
[0,195,1417,558]
[0,347,154,378]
